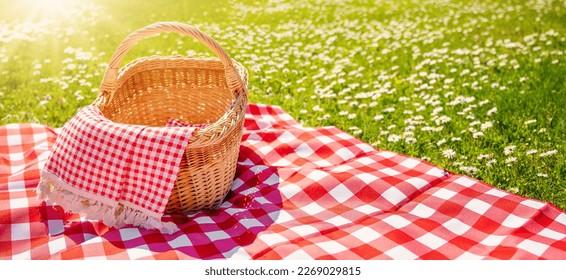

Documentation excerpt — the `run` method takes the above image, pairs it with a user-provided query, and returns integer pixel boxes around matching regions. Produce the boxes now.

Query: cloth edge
[36,170,178,234]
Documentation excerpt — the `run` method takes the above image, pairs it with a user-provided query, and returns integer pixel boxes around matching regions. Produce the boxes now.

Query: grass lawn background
[1,0,564,210]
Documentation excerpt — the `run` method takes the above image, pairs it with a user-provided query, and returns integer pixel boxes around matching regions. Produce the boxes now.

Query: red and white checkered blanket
[1,104,565,259]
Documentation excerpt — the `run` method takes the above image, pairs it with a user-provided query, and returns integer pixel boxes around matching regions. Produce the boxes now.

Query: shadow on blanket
[35,145,282,259]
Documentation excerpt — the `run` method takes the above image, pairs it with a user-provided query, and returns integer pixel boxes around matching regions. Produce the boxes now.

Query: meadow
[0,0,564,210]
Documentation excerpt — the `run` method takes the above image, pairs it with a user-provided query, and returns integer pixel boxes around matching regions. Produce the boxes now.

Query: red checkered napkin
[36,105,198,233]
[166,118,208,129]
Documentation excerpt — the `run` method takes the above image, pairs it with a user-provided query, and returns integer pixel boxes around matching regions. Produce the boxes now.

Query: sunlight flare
[15,0,87,21]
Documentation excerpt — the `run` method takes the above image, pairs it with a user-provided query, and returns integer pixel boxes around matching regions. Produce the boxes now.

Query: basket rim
[119,55,228,73]
[95,55,249,148]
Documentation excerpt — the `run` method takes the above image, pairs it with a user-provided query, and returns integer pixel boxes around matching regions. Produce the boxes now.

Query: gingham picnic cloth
[1,103,566,260]
[35,105,200,233]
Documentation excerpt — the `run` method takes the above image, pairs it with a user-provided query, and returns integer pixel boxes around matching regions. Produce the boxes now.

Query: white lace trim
[36,170,178,234]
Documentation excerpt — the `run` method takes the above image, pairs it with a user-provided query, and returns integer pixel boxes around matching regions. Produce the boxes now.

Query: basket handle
[97,22,245,106]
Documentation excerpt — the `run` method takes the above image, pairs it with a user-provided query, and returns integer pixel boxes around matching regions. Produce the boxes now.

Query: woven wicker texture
[94,22,248,214]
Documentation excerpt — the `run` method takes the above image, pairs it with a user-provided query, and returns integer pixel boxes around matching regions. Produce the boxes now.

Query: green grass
[1,0,565,210]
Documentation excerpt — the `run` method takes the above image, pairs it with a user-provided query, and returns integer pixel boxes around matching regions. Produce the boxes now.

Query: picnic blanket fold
[34,105,197,233]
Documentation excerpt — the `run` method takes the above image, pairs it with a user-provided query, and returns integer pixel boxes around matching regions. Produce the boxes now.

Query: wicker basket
[93,22,248,214]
